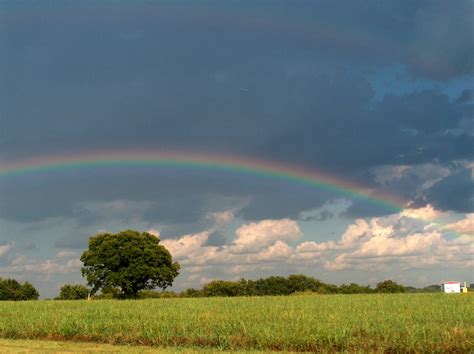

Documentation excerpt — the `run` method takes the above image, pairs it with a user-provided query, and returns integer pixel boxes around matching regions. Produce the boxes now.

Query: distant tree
[405,284,442,293]
[0,278,21,300]
[0,278,39,300]
[376,280,406,293]
[180,288,204,298]
[318,283,339,294]
[19,282,40,300]
[405,286,419,293]
[203,280,243,297]
[80,230,180,298]
[238,278,257,296]
[339,283,373,294]
[58,284,89,300]
[254,276,292,296]
[287,274,323,293]
[421,284,442,293]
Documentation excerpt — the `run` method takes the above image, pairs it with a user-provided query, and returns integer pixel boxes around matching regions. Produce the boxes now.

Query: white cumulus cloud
[231,219,301,253]
[0,242,13,257]
[444,214,474,235]
[56,250,77,258]
[161,231,211,260]
[401,204,445,221]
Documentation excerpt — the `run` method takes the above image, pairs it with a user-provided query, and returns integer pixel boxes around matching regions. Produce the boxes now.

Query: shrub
[58,284,89,300]
[0,278,39,300]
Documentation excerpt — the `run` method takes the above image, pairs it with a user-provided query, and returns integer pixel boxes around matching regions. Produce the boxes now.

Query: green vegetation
[0,294,472,352]
[58,284,89,300]
[81,230,180,298]
[0,279,39,301]
[374,279,406,293]
[52,275,446,300]
[135,276,413,299]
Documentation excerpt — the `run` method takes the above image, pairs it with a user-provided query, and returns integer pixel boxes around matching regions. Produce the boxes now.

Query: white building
[442,281,461,293]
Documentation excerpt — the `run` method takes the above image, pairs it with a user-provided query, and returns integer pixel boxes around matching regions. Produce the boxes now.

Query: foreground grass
[0,338,164,353]
[0,338,273,353]
[0,294,472,352]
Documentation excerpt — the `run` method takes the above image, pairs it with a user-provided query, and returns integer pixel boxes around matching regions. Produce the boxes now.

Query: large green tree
[80,230,180,298]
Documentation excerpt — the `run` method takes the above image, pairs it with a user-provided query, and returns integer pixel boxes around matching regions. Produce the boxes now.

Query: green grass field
[0,294,472,352]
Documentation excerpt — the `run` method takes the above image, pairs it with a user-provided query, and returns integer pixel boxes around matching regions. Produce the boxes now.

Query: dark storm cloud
[299,210,334,222]
[456,89,474,104]
[0,0,473,224]
[343,201,397,219]
[408,0,474,80]
[256,78,472,174]
[0,167,335,223]
[1,1,471,159]
[424,168,474,213]
[376,91,459,134]
[0,169,214,222]
[53,232,89,250]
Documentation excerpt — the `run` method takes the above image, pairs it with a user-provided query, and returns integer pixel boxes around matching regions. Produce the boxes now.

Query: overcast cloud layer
[0,0,472,297]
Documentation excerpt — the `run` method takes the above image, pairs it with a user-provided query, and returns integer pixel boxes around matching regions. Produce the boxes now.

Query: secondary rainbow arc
[0,150,406,213]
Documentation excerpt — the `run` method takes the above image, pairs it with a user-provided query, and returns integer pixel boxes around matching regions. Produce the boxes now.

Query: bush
[287,274,324,293]
[376,280,406,293]
[180,288,204,298]
[339,283,374,294]
[203,280,244,297]
[0,278,39,300]
[58,284,89,300]
[253,276,292,296]
[139,290,178,299]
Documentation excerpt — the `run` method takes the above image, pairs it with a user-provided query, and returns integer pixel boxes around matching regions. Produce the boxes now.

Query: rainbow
[0,149,406,213]
[3,2,399,56]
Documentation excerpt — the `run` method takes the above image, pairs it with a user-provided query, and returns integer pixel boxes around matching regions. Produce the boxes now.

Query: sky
[0,0,473,298]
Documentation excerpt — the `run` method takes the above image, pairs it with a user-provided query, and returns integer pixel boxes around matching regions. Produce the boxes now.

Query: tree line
[138,276,442,299]
[1,274,471,301]
[56,275,449,300]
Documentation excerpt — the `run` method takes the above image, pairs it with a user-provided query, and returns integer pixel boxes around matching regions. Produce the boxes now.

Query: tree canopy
[176,276,415,298]
[80,230,180,298]
[376,280,406,293]
[0,278,39,300]
[58,284,89,300]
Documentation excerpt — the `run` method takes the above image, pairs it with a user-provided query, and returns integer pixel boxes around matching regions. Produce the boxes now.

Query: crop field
[0,294,472,352]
